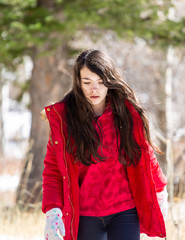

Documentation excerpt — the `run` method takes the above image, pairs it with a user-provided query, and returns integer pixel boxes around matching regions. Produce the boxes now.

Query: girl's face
[80,66,108,115]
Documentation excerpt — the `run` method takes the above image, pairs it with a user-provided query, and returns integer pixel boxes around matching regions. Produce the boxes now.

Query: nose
[91,82,99,91]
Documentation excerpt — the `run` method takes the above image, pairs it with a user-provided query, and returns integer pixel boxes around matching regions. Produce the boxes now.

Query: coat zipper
[53,106,75,240]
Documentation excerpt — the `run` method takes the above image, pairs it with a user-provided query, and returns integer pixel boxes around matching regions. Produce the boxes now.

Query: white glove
[44,208,65,240]
[156,186,168,220]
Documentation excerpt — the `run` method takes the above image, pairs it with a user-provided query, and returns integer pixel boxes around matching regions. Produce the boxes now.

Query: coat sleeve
[125,100,167,192]
[148,145,167,192]
[42,138,64,213]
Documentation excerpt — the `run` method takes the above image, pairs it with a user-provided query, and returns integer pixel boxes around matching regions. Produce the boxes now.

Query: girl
[42,49,168,240]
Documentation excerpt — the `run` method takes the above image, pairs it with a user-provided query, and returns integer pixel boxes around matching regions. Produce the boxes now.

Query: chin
[91,100,101,105]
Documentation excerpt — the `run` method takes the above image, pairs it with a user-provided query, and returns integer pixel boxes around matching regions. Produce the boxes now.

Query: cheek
[102,87,108,96]
[81,86,89,96]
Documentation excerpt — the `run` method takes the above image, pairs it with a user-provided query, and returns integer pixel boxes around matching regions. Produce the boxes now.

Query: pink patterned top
[78,104,135,217]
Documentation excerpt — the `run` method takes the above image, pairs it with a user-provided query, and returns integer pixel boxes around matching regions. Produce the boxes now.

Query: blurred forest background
[0,0,185,239]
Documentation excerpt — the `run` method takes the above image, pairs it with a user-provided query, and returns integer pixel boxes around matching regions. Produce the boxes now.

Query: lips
[90,96,99,99]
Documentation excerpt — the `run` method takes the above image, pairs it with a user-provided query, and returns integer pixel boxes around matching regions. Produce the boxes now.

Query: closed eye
[83,82,90,84]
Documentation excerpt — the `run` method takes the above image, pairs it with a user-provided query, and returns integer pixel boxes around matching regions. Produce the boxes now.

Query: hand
[156,186,168,220]
[44,208,65,240]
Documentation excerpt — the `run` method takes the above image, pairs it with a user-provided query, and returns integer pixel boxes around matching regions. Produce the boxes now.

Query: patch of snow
[3,111,31,140]
[0,174,19,192]
[2,83,31,159]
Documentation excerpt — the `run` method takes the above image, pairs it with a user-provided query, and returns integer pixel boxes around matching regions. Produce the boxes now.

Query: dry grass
[0,157,45,240]
[0,157,22,206]
[0,206,45,240]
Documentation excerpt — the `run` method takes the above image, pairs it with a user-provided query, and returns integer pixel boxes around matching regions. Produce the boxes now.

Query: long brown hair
[64,49,161,166]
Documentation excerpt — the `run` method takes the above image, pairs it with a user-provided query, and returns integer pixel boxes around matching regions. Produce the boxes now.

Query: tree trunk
[154,64,167,172]
[16,43,72,208]
[165,46,174,205]
[16,0,73,208]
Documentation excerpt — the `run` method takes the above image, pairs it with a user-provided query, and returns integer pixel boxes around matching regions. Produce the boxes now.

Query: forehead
[80,66,101,80]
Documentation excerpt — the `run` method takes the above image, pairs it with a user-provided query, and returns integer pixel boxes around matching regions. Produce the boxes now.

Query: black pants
[77,207,140,240]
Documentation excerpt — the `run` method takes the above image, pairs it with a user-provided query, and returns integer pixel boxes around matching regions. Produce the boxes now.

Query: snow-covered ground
[0,84,31,207]
[1,56,32,159]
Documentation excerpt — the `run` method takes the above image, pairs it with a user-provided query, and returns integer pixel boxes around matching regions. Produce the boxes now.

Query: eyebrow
[81,77,102,81]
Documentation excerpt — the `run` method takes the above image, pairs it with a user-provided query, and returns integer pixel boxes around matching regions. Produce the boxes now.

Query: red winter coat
[42,99,167,240]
